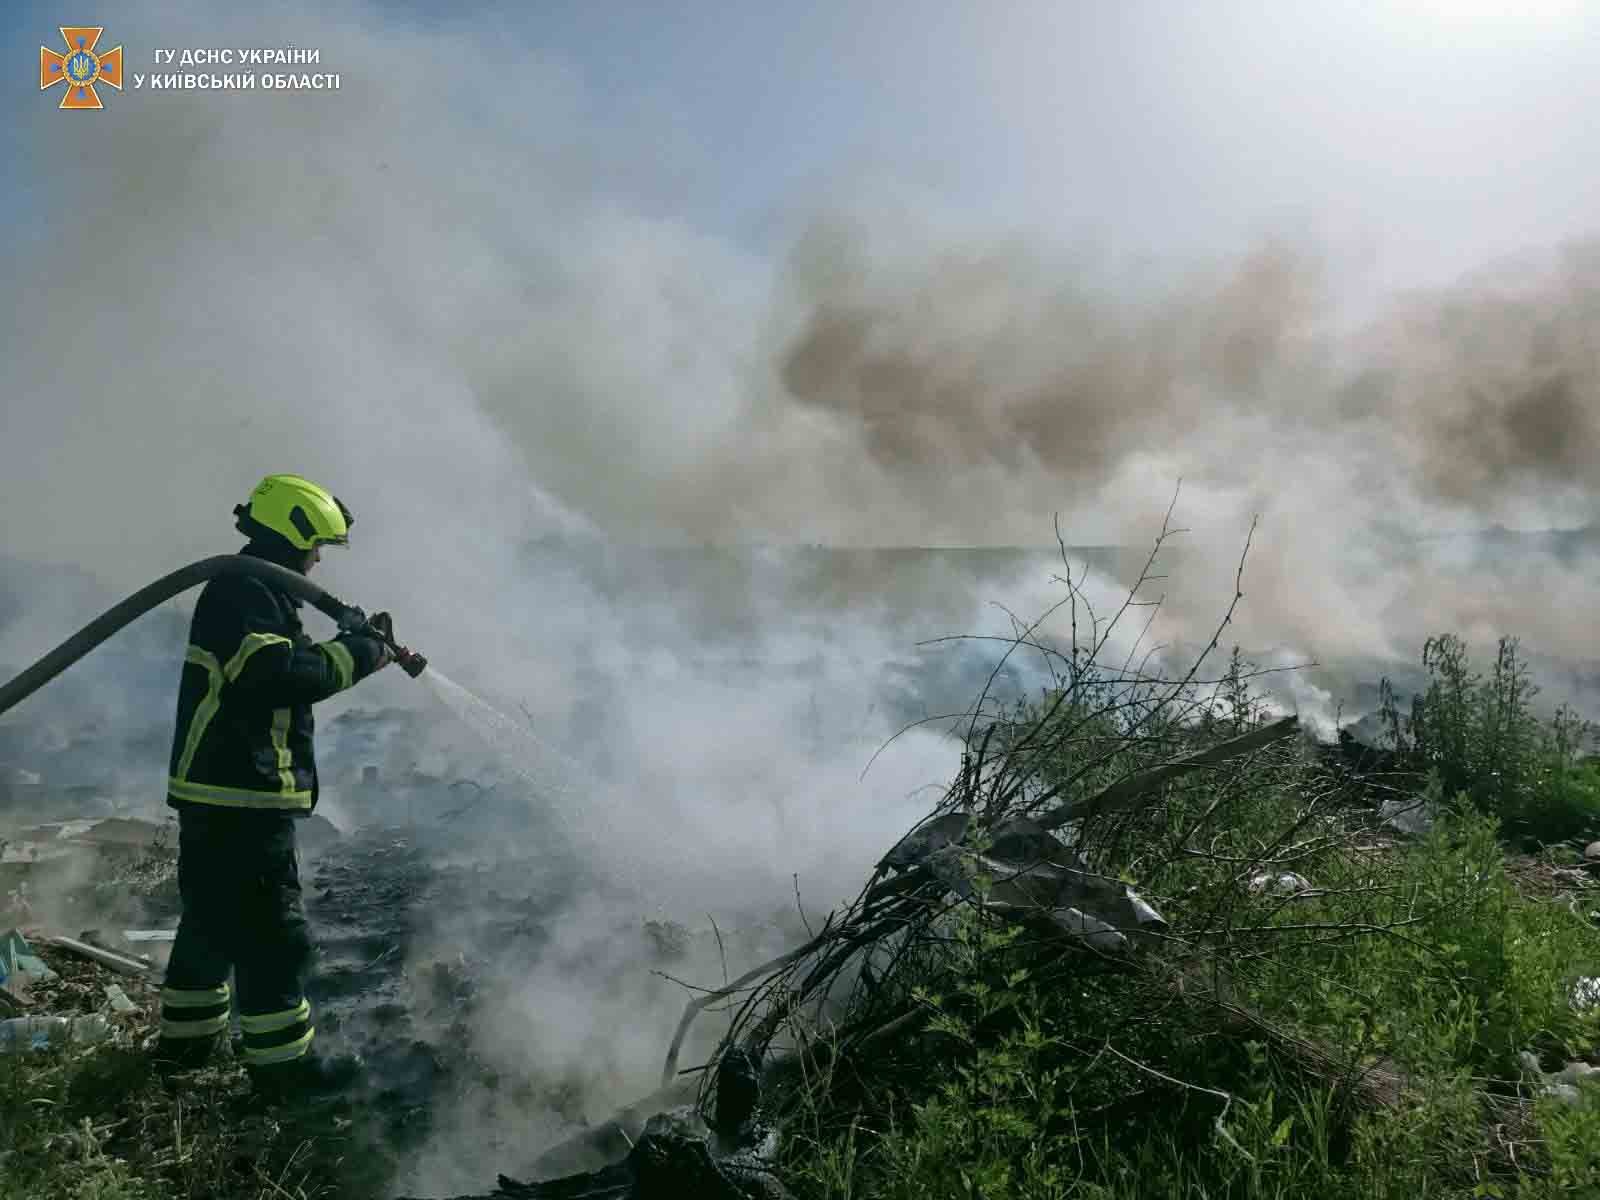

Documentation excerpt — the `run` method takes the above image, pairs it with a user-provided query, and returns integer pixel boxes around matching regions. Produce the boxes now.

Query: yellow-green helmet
[233,474,354,550]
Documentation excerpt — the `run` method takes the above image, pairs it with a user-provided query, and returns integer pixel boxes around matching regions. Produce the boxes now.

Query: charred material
[402,1051,790,1200]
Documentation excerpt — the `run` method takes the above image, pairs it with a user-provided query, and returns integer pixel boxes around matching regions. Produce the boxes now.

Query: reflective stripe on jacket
[166,549,383,814]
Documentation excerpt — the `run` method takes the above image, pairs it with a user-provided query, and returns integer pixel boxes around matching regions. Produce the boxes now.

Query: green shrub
[783,636,1600,1199]
[1516,1087,1600,1198]
[1381,635,1600,846]
[1520,761,1600,849]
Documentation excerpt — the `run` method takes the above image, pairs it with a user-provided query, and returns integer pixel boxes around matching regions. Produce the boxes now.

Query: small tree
[1380,634,1600,845]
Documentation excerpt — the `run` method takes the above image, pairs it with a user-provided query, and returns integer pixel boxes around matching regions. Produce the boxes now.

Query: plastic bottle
[0,1015,110,1053]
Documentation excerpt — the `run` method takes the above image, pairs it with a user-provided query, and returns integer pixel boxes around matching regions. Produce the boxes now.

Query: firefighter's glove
[366,612,396,671]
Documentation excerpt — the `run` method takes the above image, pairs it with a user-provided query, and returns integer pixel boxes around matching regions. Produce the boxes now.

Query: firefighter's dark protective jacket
[167,545,385,814]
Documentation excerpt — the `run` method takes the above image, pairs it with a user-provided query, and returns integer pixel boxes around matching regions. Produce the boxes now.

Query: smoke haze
[5,0,1600,1190]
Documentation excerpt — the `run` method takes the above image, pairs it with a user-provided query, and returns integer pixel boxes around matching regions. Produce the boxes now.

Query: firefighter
[153,474,392,1096]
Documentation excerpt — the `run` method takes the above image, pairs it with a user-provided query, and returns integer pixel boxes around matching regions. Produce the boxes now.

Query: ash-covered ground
[0,674,932,1195]
[1,775,816,1195]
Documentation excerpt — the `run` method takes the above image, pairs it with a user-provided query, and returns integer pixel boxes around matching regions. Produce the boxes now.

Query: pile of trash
[0,810,180,1054]
[0,923,169,1053]
[2,814,180,930]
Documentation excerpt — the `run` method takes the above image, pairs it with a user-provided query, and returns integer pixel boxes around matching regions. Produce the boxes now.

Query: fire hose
[0,555,426,719]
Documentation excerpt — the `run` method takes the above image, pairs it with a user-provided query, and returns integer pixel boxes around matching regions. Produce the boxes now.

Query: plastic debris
[121,929,177,943]
[1571,977,1600,1012]
[1519,1050,1600,1106]
[1248,872,1312,896]
[915,816,1168,956]
[1380,796,1435,836]
[0,1014,110,1054]
[103,983,137,1014]
[0,928,55,982]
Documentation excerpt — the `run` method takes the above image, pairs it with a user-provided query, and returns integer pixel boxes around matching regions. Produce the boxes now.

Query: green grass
[782,812,1600,1199]
[0,1043,360,1200]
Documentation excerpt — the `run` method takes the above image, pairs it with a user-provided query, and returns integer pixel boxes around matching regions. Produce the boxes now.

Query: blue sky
[8,1,1595,284]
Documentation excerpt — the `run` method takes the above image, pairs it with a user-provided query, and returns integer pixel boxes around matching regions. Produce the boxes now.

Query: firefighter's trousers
[158,809,316,1069]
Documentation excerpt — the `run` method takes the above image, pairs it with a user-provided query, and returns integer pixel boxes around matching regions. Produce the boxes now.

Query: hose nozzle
[392,646,428,678]
[335,605,427,679]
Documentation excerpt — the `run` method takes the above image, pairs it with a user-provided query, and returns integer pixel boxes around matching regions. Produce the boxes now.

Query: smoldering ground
[6,0,1600,1192]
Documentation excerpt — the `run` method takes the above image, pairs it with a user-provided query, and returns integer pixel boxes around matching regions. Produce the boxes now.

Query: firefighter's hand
[368,612,395,643]
[367,613,396,671]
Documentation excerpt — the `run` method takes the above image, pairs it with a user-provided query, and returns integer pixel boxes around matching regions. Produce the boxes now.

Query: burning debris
[415,1050,791,1200]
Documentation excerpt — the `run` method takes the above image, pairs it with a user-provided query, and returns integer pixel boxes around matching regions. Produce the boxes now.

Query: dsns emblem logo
[40,27,124,109]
